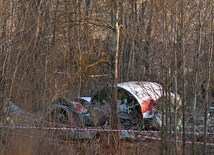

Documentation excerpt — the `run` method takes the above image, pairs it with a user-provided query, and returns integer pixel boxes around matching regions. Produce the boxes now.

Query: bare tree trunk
[0,0,7,97]
[76,0,82,98]
[203,3,213,154]
[51,0,59,46]
[173,0,178,154]
[85,0,90,16]
[43,0,50,114]
[192,0,202,154]
[111,0,120,154]
[181,0,186,154]
[85,0,91,48]
[8,0,14,100]
[144,1,153,78]
[168,69,173,153]
[161,0,170,153]
[119,1,124,82]
[127,2,135,80]
[141,0,146,27]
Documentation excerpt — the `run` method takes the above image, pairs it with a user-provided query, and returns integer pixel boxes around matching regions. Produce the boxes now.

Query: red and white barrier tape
[0,125,153,133]
[0,125,214,135]
[5,113,214,135]
[0,125,214,146]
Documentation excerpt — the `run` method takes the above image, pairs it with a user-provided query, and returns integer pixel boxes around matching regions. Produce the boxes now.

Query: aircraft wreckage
[46,81,183,139]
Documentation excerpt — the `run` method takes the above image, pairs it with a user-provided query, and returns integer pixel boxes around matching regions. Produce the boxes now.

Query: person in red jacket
[140,98,159,118]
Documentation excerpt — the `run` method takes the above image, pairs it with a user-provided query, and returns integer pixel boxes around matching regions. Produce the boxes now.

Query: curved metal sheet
[80,97,92,103]
[117,81,163,104]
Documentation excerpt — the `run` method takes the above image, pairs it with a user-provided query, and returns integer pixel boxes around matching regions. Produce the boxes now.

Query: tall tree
[203,2,213,154]
[173,0,178,154]
[180,0,186,154]
[110,0,120,154]
[192,0,202,154]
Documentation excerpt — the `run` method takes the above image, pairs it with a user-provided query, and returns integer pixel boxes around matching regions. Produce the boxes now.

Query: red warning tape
[7,113,214,135]
[0,125,214,135]
[0,125,214,146]
[0,125,153,133]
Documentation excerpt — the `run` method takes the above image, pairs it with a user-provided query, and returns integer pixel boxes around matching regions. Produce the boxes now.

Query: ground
[1,106,214,155]
[1,127,214,155]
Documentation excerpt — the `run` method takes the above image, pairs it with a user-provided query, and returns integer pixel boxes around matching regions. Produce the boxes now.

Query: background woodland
[0,0,213,154]
[0,0,213,112]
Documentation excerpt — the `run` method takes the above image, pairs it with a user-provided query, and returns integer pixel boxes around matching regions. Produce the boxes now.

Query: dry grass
[1,127,214,155]
[0,129,161,155]
[1,109,214,155]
